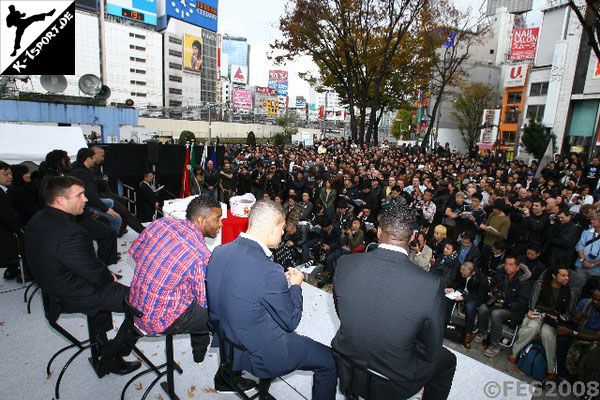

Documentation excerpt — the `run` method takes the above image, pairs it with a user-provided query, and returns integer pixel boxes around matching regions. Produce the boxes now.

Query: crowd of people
[1,137,600,399]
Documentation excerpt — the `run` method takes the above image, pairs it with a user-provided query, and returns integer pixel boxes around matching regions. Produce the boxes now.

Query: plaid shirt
[128,218,211,335]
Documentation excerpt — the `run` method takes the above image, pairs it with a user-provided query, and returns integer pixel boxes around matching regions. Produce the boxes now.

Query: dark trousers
[61,282,132,360]
[420,347,457,400]
[77,215,118,266]
[105,193,145,234]
[302,238,319,263]
[163,300,210,362]
[281,334,337,400]
[556,334,573,379]
[326,248,348,275]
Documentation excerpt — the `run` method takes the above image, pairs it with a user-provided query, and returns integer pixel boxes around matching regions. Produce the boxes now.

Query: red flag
[180,145,191,198]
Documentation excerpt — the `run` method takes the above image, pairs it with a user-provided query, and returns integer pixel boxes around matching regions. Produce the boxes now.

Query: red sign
[256,86,278,95]
[509,28,539,61]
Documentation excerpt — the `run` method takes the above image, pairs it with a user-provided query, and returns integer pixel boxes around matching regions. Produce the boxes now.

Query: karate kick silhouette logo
[6,4,55,56]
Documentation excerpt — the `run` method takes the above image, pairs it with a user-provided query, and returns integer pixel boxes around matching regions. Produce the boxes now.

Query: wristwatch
[572,330,578,337]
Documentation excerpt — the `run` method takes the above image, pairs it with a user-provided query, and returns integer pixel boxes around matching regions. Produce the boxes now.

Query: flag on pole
[211,143,217,167]
[200,142,208,169]
[180,144,191,198]
[190,144,197,170]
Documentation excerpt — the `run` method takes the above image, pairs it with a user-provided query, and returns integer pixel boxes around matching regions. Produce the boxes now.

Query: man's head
[91,146,105,165]
[532,199,545,216]
[287,196,296,207]
[549,266,569,287]
[247,199,286,248]
[351,218,361,231]
[504,255,519,277]
[492,240,507,256]
[143,171,154,183]
[285,222,297,235]
[460,261,476,278]
[557,209,572,225]
[0,161,12,186]
[45,149,71,173]
[207,160,214,170]
[424,188,433,202]
[42,176,87,215]
[301,192,310,202]
[443,241,459,257]
[581,204,596,221]
[185,195,222,239]
[460,230,474,247]
[76,147,95,169]
[377,203,415,246]
[526,242,541,261]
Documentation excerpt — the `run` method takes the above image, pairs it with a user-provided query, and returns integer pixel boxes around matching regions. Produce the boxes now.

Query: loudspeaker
[147,142,160,164]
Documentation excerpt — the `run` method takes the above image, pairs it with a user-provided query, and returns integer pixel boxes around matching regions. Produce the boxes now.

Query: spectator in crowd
[428,224,448,261]
[316,218,342,288]
[524,198,549,246]
[298,191,314,222]
[319,179,336,212]
[236,165,252,195]
[202,160,219,200]
[8,163,40,225]
[510,266,577,382]
[357,205,378,245]
[444,261,488,349]
[285,195,303,227]
[340,218,365,254]
[572,212,600,296]
[480,199,511,268]
[543,208,580,269]
[444,191,467,240]
[0,161,25,281]
[190,167,204,196]
[409,232,433,271]
[138,171,159,223]
[219,160,236,204]
[460,191,486,246]
[273,222,307,269]
[519,242,546,282]
[430,240,461,288]
[474,255,532,358]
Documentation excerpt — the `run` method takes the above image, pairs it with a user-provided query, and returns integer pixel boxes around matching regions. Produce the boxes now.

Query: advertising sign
[296,98,306,107]
[480,109,500,143]
[230,64,248,84]
[593,59,600,80]
[266,99,278,115]
[232,89,252,109]
[75,0,99,10]
[107,0,157,25]
[183,34,203,73]
[505,64,529,88]
[163,0,218,32]
[268,70,288,96]
[509,28,539,61]
[256,86,277,95]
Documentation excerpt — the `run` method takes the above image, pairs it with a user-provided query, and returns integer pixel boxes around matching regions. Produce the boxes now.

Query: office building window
[168,36,182,45]
[131,92,147,97]
[169,88,182,95]
[504,107,520,123]
[129,57,146,63]
[130,80,147,86]
[169,100,182,107]
[530,82,549,97]
[130,69,146,74]
[527,105,545,121]
[169,62,182,70]
[129,45,146,51]
[507,92,522,104]
[129,33,145,39]
[168,75,182,83]
[168,49,182,58]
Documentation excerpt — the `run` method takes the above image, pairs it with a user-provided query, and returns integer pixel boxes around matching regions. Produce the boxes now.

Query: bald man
[206,200,337,399]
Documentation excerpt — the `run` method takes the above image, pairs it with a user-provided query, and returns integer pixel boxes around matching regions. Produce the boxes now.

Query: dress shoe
[214,367,256,393]
[545,372,557,382]
[508,355,517,365]
[4,267,19,280]
[97,356,141,377]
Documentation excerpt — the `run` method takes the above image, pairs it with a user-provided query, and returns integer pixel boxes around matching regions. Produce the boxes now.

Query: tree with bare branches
[568,0,600,62]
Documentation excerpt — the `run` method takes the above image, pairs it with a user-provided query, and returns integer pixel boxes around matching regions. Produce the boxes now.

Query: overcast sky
[218,0,544,101]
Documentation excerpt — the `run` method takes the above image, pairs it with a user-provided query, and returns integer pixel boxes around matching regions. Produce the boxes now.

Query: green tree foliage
[246,131,257,146]
[277,112,298,137]
[178,130,196,144]
[520,120,556,161]
[450,83,496,149]
[390,109,413,140]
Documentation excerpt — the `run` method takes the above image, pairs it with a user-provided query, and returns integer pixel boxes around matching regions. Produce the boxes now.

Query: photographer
[409,232,433,271]
[272,222,307,270]
[474,255,532,358]
[509,266,577,381]
[430,241,460,288]
[543,208,580,269]
[571,212,600,296]
[340,218,365,254]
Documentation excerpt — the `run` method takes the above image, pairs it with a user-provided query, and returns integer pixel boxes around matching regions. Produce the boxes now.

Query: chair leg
[258,379,274,400]
[26,286,41,314]
[160,335,182,400]
[54,344,90,399]
[24,282,36,303]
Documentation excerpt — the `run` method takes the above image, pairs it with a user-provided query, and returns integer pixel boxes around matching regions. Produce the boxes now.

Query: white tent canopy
[0,123,87,165]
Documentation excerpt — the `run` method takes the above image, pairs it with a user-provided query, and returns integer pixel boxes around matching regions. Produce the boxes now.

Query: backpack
[517,339,547,381]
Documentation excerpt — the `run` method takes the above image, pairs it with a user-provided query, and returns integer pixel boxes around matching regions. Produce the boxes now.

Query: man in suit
[332,202,456,400]
[206,200,337,400]
[25,176,140,376]
[0,161,24,280]
[138,171,158,223]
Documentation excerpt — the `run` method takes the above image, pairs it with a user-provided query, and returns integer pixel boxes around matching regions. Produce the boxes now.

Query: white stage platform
[0,229,532,399]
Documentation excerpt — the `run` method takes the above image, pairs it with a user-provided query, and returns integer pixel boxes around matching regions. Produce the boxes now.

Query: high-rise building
[221,35,250,84]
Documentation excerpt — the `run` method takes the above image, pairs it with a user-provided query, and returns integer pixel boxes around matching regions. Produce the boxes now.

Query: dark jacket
[203,168,219,189]
[543,221,580,268]
[7,182,41,225]
[526,212,549,245]
[430,254,461,288]
[459,244,480,265]
[69,161,108,212]
[448,268,488,305]
[206,236,304,378]
[332,248,446,398]
[24,206,113,322]
[488,263,532,327]
[0,187,22,266]
[137,181,157,223]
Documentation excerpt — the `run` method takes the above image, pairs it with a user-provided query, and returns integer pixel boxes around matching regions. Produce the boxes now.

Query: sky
[218,0,544,101]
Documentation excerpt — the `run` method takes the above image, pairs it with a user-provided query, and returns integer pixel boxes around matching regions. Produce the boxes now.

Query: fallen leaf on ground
[187,389,195,397]
[0,321,4,326]
[118,270,122,273]
[201,388,217,393]
[154,395,164,400]
[152,353,158,357]
[190,385,196,392]
[134,382,143,391]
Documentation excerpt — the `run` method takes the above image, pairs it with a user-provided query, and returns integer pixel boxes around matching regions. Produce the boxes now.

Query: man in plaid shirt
[128,196,221,364]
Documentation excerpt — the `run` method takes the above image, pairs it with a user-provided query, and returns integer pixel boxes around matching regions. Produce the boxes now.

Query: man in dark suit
[138,171,158,223]
[25,176,140,376]
[0,161,23,280]
[332,203,456,400]
[206,200,337,400]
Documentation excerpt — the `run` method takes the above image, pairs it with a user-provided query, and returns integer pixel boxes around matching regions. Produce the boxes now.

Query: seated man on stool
[25,176,140,376]
[206,199,337,400]
[333,203,456,400]
[127,196,254,391]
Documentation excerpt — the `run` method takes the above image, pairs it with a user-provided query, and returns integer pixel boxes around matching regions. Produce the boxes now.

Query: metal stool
[23,281,40,314]
[42,291,101,399]
[212,321,275,400]
[333,349,391,400]
[121,298,182,400]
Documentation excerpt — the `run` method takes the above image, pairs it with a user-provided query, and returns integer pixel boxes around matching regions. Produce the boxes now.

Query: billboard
[296,98,306,107]
[256,86,277,96]
[266,99,279,115]
[268,70,288,96]
[163,0,218,31]
[107,0,157,25]
[231,64,248,84]
[182,34,203,73]
[232,89,252,109]
[505,64,529,87]
[509,28,539,61]
[480,109,500,143]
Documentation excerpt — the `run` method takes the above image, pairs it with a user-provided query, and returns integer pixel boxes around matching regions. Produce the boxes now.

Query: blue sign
[164,0,218,31]
[296,98,306,107]
[107,0,157,25]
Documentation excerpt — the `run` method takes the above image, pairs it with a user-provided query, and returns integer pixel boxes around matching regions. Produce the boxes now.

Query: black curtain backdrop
[102,144,224,199]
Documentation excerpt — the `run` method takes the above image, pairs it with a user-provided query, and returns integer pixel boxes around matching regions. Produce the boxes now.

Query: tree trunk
[358,105,367,144]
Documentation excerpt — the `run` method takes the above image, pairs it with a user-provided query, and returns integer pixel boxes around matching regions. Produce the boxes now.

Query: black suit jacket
[24,206,113,322]
[137,181,157,222]
[0,187,22,265]
[332,247,445,397]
